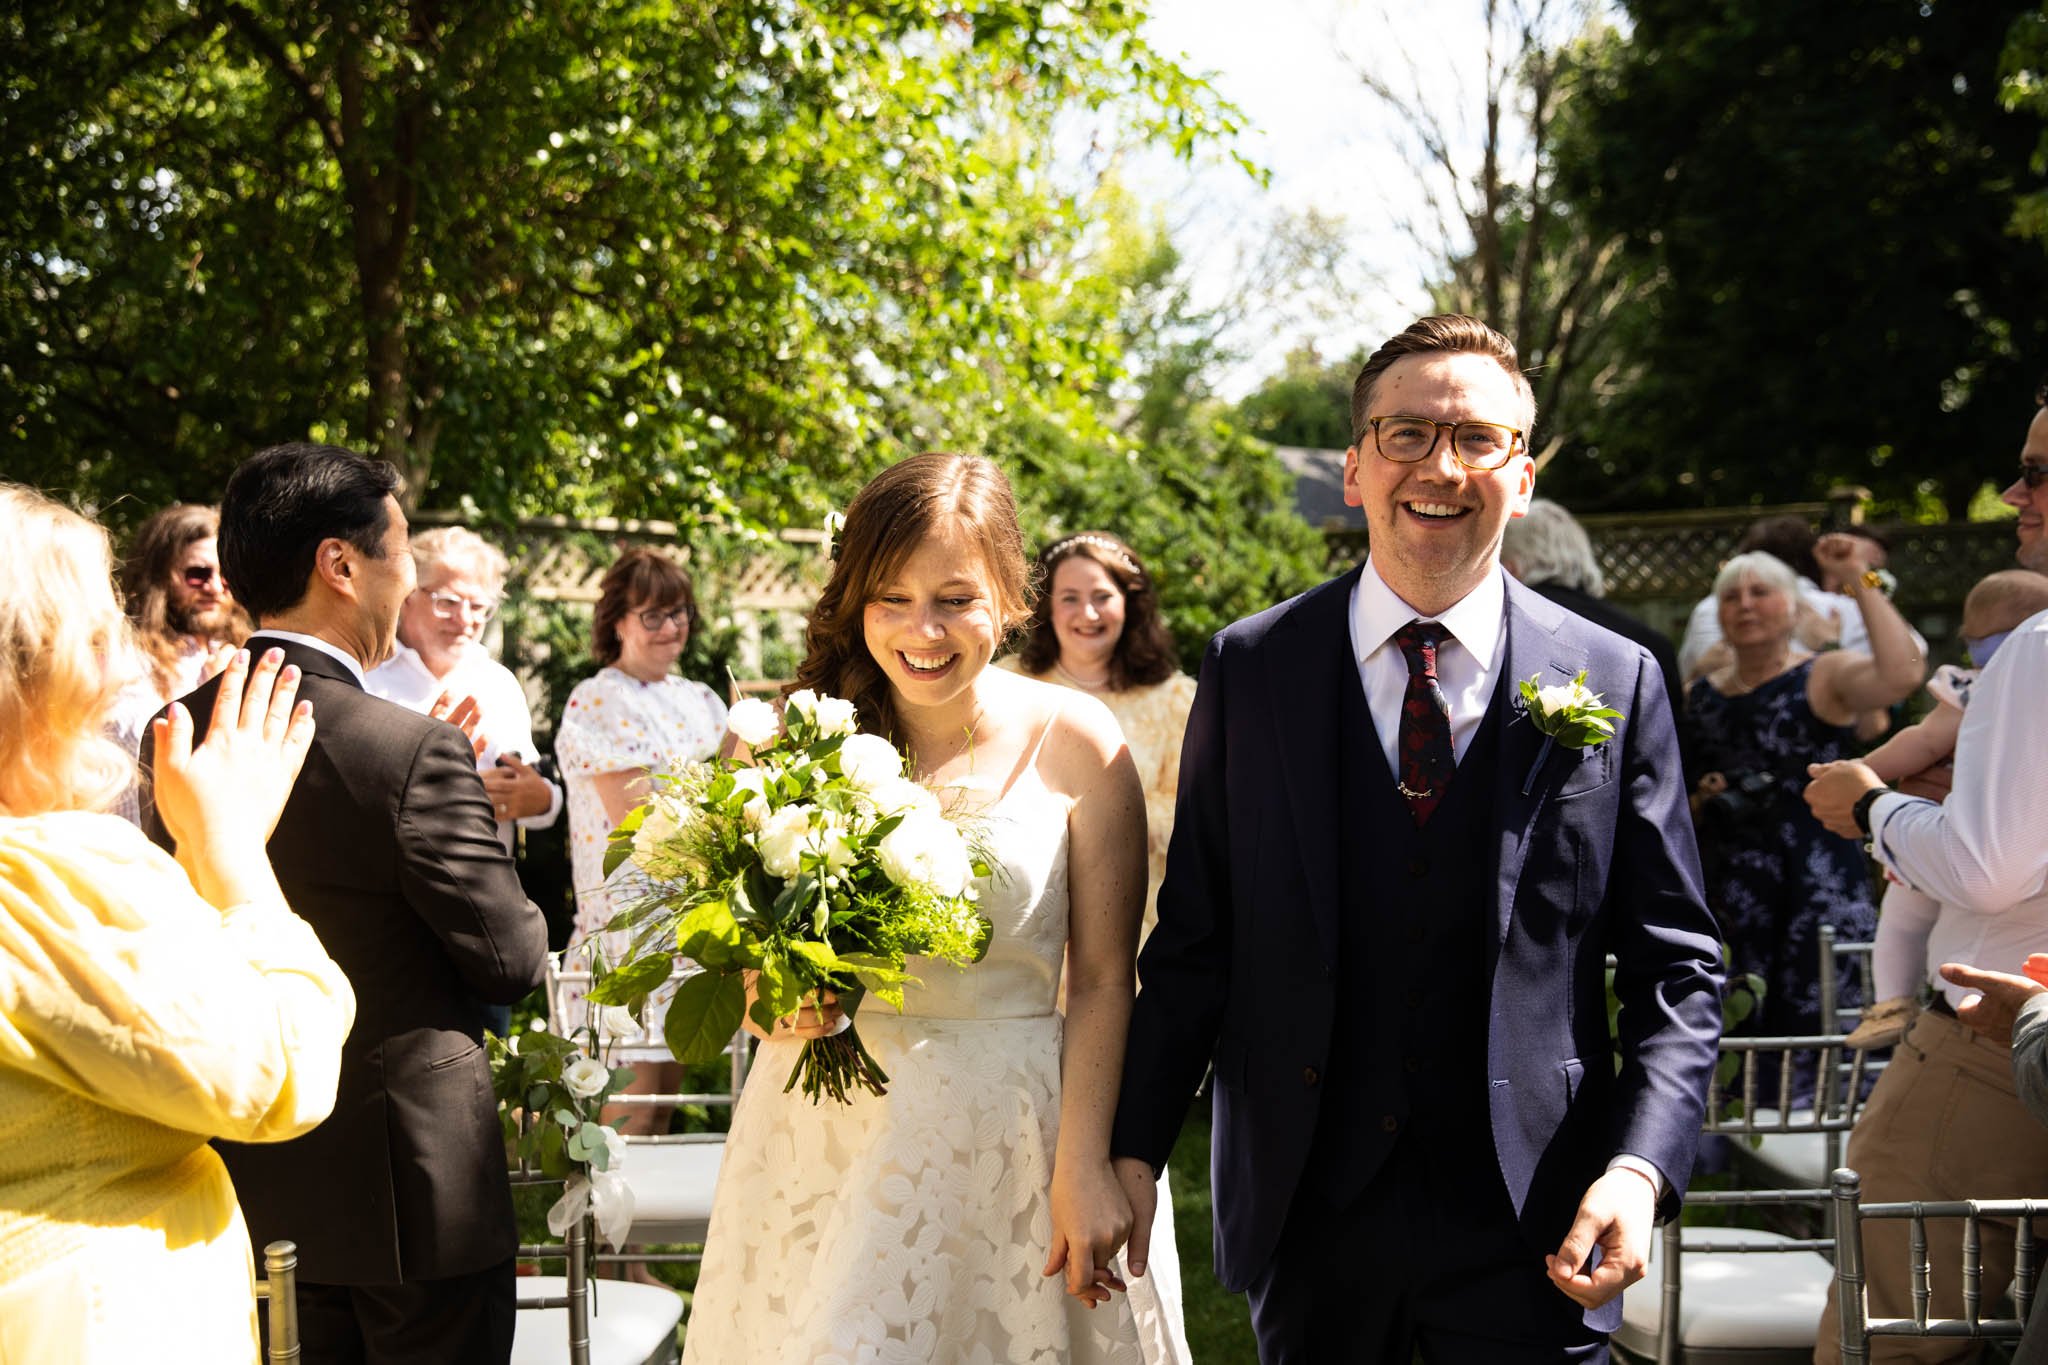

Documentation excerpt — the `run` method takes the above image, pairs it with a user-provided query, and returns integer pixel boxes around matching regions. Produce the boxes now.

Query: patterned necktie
[1392,620,1456,827]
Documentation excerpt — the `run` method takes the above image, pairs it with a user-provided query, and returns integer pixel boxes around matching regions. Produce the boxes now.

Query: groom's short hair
[1349,314,1535,446]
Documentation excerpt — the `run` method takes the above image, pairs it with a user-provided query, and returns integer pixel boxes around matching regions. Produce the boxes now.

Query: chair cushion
[1616,1226,1834,1350]
[620,1142,724,1245]
[512,1276,681,1365]
[1737,1109,1834,1189]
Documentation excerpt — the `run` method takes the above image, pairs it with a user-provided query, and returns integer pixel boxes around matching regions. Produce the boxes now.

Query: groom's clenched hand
[1545,1167,1657,1309]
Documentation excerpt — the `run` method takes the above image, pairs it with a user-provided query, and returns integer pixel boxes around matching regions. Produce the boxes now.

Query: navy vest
[1301,654,1508,1204]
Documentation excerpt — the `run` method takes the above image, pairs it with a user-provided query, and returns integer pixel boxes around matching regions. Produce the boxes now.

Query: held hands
[1803,759,1886,839]
[1546,1167,1656,1310]
[480,754,550,822]
[1112,1156,1159,1280]
[151,647,316,855]
[1938,960,2048,1044]
[1044,1158,1133,1307]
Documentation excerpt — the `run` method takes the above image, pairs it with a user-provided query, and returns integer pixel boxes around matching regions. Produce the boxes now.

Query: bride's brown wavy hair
[790,453,1034,743]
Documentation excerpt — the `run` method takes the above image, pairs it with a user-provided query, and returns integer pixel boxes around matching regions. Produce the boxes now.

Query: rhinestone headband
[1044,534,1141,576]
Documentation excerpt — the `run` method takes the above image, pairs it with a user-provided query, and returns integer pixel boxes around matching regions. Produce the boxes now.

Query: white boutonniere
[1517,669,1624,795]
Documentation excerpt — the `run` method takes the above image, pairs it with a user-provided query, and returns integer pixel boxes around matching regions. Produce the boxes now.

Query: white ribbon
[545,1130,636,1251]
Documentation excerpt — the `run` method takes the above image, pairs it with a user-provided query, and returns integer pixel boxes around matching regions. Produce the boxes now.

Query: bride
[680,452,1187,1363]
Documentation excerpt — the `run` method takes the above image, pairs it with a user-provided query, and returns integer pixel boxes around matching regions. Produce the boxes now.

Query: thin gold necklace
[1734,650,1793,692]
[1051,658,1113,692]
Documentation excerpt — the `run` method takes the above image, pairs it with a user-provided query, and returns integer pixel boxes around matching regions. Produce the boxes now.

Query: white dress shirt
[250,628,367,687]
[366,642,564,848]
[1345,557,1667,1199]
[1871,607,2048,1006]
[1347,555,1507,776]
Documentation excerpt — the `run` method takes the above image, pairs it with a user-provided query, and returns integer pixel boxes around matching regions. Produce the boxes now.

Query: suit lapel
[1492,578,1588,951]
[1271,567,1363,964]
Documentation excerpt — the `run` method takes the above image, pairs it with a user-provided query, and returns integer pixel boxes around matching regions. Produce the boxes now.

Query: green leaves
[664,971,749,1066]
[584,950,673,1007]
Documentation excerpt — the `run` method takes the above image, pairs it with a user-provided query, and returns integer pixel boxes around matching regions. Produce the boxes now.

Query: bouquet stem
[783,1023,891,1104]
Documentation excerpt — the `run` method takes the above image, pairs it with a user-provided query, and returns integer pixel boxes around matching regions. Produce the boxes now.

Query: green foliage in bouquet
[587,690,993,1104]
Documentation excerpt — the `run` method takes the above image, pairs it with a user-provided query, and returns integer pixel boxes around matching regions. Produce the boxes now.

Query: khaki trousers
[1815,1009,2048,1363]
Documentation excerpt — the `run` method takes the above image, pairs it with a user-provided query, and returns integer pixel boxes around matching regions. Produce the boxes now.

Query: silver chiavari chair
[1830,1167,2046,1364]
[254,1239,301,1363]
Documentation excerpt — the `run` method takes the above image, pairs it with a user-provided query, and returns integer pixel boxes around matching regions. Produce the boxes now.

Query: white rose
[630,801,681,868]
[726,697,780,748]
[814,694,859,736]
[837,732,903,790]
[756,803,816,879]
[869,776,939,818]
[876,810,973,898]
[1536,680,1596,716]
[562,1054,611,1100]
[784,688,819,721]
[597,1005,639,1040]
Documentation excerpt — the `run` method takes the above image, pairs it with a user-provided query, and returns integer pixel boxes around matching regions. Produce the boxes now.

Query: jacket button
[1406,987,1425,1009]
[1407,856,1428,877]
[1407,923,1426,945]
[1404,1056,1421,1075]
[1381,1115,1400,1133]
[1302,1067,1320,1087]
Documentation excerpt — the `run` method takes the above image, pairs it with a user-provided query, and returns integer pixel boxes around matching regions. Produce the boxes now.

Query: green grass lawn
[1168,1104,1260,1361]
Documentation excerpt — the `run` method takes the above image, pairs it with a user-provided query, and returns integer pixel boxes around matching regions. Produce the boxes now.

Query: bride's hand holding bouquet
[586,687,994,1104]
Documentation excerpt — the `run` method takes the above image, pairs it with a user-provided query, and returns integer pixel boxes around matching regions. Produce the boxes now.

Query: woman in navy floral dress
[1686,540,1924,1099]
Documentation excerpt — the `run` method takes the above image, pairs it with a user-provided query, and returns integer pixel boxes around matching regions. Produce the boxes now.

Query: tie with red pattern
[1392,620,1456,826]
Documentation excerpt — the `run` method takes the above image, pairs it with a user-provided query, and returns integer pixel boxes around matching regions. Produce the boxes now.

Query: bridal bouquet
[587,689,993,1104]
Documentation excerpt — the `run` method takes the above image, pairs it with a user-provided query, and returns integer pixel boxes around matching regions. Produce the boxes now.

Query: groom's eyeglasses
[2018,462,2048,489]
[1365,414,1526,471]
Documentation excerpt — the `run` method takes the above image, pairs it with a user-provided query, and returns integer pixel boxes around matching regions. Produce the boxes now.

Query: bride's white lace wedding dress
[679,747,1188,1364]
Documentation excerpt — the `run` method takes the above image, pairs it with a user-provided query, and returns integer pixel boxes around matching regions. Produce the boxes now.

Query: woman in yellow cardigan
[0,485,356,1363]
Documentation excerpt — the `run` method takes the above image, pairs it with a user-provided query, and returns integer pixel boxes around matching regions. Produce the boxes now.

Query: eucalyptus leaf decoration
[587,690,995,1105]
[1518,670,1625,795]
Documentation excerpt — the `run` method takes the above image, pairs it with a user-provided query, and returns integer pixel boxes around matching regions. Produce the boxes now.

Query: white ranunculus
[562,1054,611,1100]
[813,694,859,736]
[756,802,816,879]
[1535,680,1597,716]
[869,776,939,818]
[784,688,819,721]
[726,697,780,748]
[836,732,903,790]
[876,810,973,897]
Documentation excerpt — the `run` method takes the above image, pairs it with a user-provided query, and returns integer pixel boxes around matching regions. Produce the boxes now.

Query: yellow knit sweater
[0,812,354,1363]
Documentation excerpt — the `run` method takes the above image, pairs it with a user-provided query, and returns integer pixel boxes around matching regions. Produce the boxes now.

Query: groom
[1110,315,1723,1361]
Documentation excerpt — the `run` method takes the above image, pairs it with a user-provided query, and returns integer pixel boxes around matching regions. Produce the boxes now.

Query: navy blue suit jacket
[1111,567,1724,1319]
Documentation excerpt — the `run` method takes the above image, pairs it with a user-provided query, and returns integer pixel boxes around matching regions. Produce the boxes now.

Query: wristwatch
[1852,784,1891,838]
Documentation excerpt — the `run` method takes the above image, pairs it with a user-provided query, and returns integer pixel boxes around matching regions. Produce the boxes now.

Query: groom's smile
[1343,350,1535,616]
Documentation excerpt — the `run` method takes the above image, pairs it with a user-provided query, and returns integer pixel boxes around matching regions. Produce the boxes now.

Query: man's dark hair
[220,443,402,620]
[1734,513,1821,586]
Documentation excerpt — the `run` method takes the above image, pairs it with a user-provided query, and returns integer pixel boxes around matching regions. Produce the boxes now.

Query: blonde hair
[1964,570,2048,636]
[1712,550,1800,602]
[0,485,135,815]
[411,525,510,593]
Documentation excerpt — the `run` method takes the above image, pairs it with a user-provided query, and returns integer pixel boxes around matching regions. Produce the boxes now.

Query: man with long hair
[120,503,246,701]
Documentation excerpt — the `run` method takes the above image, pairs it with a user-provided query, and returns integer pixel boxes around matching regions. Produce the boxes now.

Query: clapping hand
[480,753,550,822]
[1044,1159,1132,1307]
[151,647,315,905]
[429,690,487,760]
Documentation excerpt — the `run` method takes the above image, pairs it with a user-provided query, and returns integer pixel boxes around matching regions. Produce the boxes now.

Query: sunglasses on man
[2019,463,2048,489]
[181,565,221,589]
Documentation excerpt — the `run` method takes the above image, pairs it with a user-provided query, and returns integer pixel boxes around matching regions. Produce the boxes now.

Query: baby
[1847,569,2048,1048]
